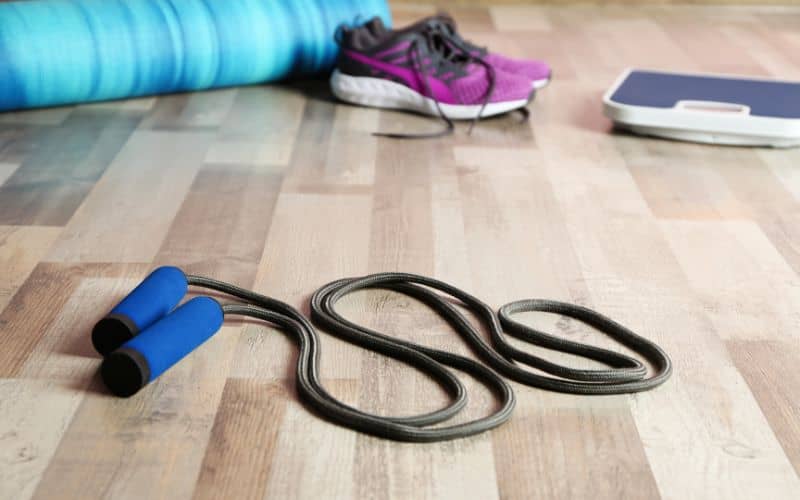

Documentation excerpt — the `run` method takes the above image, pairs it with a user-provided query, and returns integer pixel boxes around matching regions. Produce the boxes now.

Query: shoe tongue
[433,12,457,31]
[365,16,385,35]
[423,15,456,36]
[427,32,470,66]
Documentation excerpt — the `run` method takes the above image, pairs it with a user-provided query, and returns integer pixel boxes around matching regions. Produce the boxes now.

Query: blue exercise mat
[0,0,391,111]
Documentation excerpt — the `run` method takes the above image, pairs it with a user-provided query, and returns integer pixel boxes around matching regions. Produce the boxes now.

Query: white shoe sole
[330,69,530,120]
[533,76,551,90]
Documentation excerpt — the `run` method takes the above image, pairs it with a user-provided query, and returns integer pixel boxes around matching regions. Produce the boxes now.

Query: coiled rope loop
[186,272,672,442]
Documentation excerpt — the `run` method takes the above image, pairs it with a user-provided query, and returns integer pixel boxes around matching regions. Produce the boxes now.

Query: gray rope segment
[186,274,515,442]
[186,272,672,441]
[311,273,672,395]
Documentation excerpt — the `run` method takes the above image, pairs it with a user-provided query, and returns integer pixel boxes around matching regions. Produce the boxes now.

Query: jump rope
[93,267,672,442]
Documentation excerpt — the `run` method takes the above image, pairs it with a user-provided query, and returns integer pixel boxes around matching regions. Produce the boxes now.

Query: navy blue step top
[609,70,800,119]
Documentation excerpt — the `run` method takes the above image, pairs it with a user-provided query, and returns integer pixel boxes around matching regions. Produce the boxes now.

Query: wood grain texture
[46,130,214,263]
[727,341,800,475]
[0,111,141,226]
[0,380,85,500]
[0,225,61,311]
[0,161,20,185]
[192,379,288,500]
[1,4,799,500]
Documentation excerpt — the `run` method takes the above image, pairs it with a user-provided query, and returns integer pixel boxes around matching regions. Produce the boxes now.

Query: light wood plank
[0,107,73,126]
[0,263,147,377]
[538,122,800,499]
[727,340,800,475]
[621,138,749,220]
[490,5,553,32]
[368,119,436,274]
[712,149,800,277]
[0,380,85,500]
[16,274,146,382]
[263,380,359,500]
[192,379,288,500]
[0,124,45,165]
[320,105,379,187]
[0,110,141,226]
[492,407,660,499]
[655,9,770,75]
[230,192,372,380]
[660,220,800,342]
[0,161,20,185]
[205,86,306,167]
[47,130,213,262]
[456,144,660,500]
[0,225,61,312]
[758,148,800,202]
[721,22,800,79]
[140,90,236,130]
[31,320,241,500]
[153,162,282,284]
[32,379,221,500]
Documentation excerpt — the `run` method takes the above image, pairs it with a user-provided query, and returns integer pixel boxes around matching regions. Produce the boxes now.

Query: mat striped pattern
[0,0,391,110]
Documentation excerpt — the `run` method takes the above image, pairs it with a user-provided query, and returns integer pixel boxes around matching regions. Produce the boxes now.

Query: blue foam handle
[101,296,224,397]
[92,266,188,356]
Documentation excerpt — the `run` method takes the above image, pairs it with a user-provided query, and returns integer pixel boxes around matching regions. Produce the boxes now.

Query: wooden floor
[2,3,800,500]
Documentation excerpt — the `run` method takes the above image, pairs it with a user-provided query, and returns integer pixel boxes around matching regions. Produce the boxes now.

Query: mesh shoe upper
[484,53,552,84]
[364,16,552,84]
[451,64,534,104]
[336,23,533,106]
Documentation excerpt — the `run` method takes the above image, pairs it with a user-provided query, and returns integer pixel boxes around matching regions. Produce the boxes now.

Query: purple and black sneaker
[331,19,534,127]
[366,15,552,90]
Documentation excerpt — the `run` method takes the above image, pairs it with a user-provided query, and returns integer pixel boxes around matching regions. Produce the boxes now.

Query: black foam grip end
[101,347,151,397]
[92,313,139,357]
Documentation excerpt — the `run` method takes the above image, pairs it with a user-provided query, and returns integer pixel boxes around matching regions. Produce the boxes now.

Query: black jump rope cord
[186,272,672,442]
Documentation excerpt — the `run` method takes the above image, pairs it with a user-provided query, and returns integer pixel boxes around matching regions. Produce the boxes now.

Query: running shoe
[365,16,552,89]
[331,20,534,128]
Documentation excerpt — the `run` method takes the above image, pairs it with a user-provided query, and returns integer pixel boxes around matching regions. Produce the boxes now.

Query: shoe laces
[375,27,497,139]
[429,14,488,56]
[425,18,530,129]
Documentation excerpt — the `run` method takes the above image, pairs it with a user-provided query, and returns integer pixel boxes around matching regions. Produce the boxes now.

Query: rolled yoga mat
[0,0,391,111]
